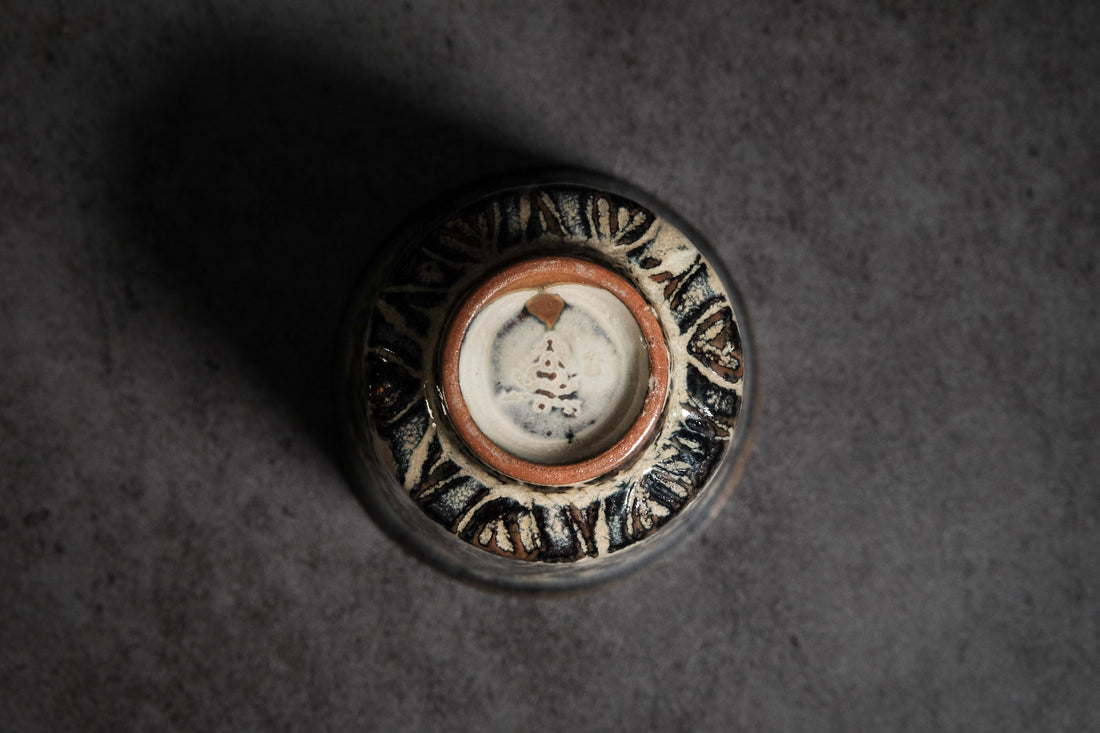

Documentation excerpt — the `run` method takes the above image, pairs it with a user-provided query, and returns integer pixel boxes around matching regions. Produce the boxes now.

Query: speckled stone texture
[1,1,1097,730]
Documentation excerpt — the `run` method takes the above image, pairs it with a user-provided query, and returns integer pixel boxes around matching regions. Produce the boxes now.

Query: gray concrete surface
[2,1,1097,730]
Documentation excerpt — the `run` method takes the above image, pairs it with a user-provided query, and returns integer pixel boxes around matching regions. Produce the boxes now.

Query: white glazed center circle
[457,283,651,465]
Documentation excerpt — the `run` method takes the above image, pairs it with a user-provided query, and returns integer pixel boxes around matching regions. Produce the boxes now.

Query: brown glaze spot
[526,292,565,329]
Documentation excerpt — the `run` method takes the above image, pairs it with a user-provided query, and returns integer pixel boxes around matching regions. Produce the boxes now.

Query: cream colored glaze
[457,283,650,465]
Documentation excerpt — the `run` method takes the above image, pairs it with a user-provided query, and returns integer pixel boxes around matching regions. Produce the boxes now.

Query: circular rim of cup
[338,170,760,594]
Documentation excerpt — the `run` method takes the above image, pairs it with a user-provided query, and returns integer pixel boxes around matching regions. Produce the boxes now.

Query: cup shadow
[111,38,550,467]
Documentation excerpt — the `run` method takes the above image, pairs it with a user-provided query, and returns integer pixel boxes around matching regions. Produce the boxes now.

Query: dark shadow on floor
[110,38,550,467]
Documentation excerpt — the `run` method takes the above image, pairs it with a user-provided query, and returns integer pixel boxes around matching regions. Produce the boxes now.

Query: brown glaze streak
[440,256,670,487]
[688,307,743,381]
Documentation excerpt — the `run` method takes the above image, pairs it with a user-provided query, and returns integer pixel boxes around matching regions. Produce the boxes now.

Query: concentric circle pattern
[342,181,753,585]
[440,256,669,486]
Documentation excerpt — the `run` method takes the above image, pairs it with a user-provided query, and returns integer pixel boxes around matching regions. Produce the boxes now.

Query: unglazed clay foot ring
[439,256,670,487]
